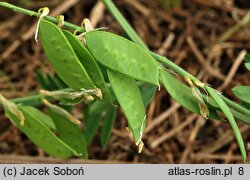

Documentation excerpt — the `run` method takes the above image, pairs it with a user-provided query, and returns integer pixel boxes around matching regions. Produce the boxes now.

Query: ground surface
[0,0,250,163]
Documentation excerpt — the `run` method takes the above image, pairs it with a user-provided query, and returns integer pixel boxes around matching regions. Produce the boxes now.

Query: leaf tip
[136,140,144,154]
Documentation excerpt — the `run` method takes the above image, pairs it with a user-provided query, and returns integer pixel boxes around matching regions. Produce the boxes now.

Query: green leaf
[140,85,157,107]
[44,74,59,90]
[241,101,250,110]
[6,106,77,159]
[20,106,56,130]
[245,54,250,63]
[85,31,159,86]
[36,70,68,91]
[205,86,246,163]
[83,98,109,145]
[231,109,250,125]
[11,95,43,107]
[232,86,250,104]
[39,19,95,90]
[245,63,250,71]
[53,74,68,88]
[101,106,117,147]
[107,70,146,142]
[63,30,112,103]
[45,102,88,159]
[84,112,103,145]
[89,101,110,115]
[160,70,220,120]
[102,0,157,107]
[47,73,66,89]
[35,69,52,90]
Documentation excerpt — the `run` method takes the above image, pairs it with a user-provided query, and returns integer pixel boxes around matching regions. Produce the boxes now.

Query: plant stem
[1,1,250,121]
[0,2,84,32]
[0,1,39,16]
[4,93,249,125]
[151,53,198,82]
[151,53,250,116]
[222,96,250,117]
[11,95,43,106]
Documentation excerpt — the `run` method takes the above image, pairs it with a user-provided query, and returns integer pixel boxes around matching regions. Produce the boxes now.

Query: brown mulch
[0,0,250,163]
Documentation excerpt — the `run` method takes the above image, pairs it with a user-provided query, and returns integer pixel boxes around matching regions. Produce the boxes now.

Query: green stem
[0,2,39,16]
[1,1,250,121]
[151,53,198,82]
[5,92,250,125]
[231,109,250,125]
[222,96,250,117]
[0,2,84,32]
[11,95,43,106]
[101,0,148,49]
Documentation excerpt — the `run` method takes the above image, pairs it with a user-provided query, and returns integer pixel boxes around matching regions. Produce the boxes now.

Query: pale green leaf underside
[107,70,146,142]
[85,31,159,86]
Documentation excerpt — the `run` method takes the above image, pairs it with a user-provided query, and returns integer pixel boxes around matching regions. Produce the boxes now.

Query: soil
[0,0,250,163]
